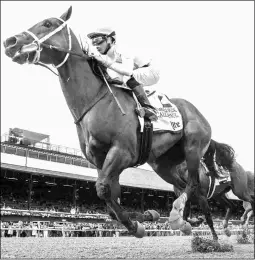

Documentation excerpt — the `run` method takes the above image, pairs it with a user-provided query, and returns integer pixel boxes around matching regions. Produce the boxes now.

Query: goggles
[91,36,107,46]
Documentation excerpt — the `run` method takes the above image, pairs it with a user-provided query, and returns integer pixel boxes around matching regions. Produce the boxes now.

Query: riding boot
[126,76,158,121]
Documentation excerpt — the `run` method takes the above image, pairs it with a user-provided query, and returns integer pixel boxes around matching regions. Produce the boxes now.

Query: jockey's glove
[94,54,115,68]
[84,43,114,68]
[92,52,133,76]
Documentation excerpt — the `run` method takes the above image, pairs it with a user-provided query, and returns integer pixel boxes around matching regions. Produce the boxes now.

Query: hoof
[144,210,160,222]
[222,220,228,229]
[133,221,145,238]
[224,228,232,237]
[242,225,248,231]
[180,221,192,235]
[169,211,185,230]
[240,217,245,225]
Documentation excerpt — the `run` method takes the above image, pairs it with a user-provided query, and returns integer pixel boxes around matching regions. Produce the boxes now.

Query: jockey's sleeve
[107,57,134,76]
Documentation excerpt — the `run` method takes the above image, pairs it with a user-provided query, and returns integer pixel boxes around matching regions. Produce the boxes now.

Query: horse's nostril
[5,36,18,48]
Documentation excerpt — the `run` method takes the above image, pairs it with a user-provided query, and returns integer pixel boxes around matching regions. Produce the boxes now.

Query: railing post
[25,148,28,167]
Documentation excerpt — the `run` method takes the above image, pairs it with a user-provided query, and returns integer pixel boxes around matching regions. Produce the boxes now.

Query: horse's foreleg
[105,181,158,224]
[183,200,191,222]
[95,146,145,238]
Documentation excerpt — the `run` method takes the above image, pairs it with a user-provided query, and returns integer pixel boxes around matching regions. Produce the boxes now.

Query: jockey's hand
[84,40,114,68]
[83,39,98,57]
[94,54,114,68]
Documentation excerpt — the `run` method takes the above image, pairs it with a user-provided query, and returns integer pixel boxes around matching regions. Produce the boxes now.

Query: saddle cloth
[137,89,183,133]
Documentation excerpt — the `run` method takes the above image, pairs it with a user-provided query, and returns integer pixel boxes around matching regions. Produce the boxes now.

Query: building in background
[1,127,244,225]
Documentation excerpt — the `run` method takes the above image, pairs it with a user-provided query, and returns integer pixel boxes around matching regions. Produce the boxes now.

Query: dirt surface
[1,235,254,258]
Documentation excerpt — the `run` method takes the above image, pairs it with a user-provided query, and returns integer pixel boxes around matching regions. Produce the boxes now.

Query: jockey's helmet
[87,27,116,45]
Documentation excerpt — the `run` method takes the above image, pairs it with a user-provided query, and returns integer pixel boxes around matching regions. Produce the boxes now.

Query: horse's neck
[57,31,102,121]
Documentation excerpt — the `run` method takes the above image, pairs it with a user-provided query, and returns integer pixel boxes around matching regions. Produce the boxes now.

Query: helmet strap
[103,42,112,55]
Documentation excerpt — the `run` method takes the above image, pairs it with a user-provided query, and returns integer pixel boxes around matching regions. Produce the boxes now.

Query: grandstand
[1,128,244,227]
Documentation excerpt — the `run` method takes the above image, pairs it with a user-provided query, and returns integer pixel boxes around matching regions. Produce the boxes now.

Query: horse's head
[3,6,73,67]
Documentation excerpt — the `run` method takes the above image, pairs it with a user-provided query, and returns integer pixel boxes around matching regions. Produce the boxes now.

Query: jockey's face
[96,40,107,54]
[93,37,113,54]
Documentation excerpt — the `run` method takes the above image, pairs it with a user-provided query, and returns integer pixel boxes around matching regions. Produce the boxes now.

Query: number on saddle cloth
[87,58,123,85]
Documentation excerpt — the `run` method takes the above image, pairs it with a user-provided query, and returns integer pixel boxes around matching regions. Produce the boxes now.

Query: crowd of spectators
[0,195,247,224]
[1,219,253,238]
[1,196,172,220]
[1,196,107,218]
[1,221,120,238]
[1,184,252,238]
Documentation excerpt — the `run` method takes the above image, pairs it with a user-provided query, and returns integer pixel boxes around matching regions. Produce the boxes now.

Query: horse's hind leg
[218,192,235,230]
[196,194,218,240]
[244,210,253,228]
[169,120,211,230]
[150,153,191,231]
[241,201,253,228]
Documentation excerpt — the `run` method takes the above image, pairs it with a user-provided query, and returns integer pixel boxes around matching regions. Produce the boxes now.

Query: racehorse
[3,6,235,238]
[174,160,254,238]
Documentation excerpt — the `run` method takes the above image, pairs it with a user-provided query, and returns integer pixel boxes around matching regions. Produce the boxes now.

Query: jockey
[85,27,159,121]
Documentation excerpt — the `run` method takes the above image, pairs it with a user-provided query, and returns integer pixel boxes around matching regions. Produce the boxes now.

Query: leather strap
[135,118,153,166]
[74,86,109,125]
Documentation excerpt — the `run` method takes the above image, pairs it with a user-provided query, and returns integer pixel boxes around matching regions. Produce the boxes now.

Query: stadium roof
[1,162,174,192]
[9,128,50,144]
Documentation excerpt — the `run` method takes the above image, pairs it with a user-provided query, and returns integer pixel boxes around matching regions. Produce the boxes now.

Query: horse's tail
[203,139,235,178]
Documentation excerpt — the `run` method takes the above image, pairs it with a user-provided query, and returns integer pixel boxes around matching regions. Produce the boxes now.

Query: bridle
[20,17,123,123]
[24,17,87,74]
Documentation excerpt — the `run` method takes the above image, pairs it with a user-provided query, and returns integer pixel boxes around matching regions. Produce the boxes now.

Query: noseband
[25,17,71,69]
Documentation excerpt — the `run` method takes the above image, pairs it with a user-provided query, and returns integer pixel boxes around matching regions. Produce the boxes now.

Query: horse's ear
[60,6,72,21]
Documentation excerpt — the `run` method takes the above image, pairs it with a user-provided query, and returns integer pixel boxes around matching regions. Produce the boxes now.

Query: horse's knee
[96,182,111,201]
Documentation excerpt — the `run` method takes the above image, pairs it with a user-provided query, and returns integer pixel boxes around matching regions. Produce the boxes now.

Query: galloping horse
[3,6,235,238]
[174,160,254,238]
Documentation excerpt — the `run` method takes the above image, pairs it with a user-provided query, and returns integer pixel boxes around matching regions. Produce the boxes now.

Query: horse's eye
[43,21,52,28]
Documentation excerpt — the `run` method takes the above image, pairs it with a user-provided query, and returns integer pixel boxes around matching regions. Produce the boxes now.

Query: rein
[37,43,89,77]
[23,17,125,124]
[40,43,88,60]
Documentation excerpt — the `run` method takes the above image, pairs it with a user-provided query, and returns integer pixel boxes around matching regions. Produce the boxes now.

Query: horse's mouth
[11,51,38,65]
[5,42,38,64]
[11,50,30,64]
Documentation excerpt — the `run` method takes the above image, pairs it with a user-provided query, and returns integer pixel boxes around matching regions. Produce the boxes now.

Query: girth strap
[135,118,153,166]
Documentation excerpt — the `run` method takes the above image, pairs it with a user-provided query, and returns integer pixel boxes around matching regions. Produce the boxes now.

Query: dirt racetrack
[1,235,254,258]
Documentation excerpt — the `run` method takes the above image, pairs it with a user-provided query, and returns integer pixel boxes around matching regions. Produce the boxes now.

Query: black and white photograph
[1,1,254,258]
